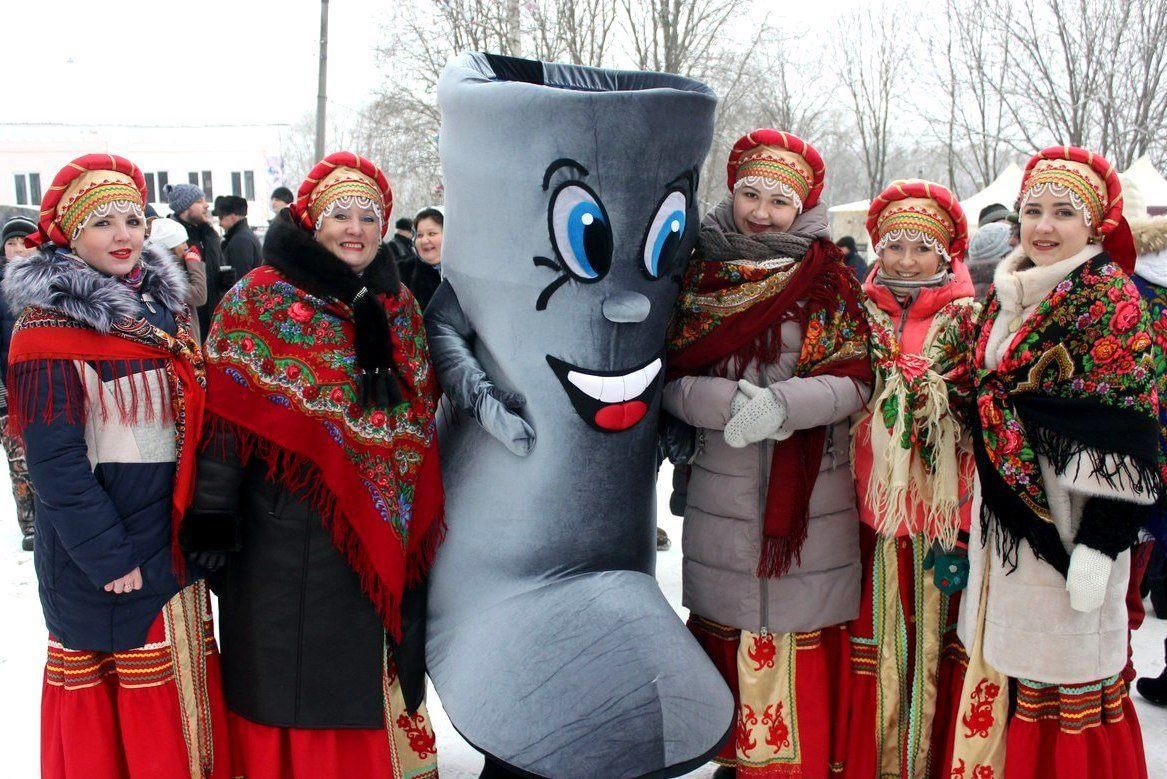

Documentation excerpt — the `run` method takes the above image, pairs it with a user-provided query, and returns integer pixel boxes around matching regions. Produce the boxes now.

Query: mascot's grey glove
[424,281,535,457]
[724,379,788,448]
[1066,544,1113,613]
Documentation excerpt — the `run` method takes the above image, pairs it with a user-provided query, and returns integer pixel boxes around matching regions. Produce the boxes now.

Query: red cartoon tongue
[594,401,648,432]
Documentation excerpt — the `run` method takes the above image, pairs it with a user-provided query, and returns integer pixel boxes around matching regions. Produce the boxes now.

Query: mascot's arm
[423,280,536,457]
[662,375,738,431]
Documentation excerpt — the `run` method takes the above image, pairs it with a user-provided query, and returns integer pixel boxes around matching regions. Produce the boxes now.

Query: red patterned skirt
[688,614,847,778]
[933,639,1147,779]
[835,528,963,779]
[41,582,230,779]
[226,657,438,779]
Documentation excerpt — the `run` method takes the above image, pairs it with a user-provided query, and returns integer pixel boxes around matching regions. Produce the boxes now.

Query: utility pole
[314,0,329,161]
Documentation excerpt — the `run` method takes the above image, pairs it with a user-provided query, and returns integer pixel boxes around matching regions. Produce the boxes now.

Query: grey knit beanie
[2,216,36,244]
[968,222,1012,263]
[164,183,205,216]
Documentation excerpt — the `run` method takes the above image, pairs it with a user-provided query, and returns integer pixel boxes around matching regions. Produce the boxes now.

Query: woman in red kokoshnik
[940,147,1159,779]
[4,154,229,778]
[181,152,444,779]
[664,130,873,778]
[837,181,979,778]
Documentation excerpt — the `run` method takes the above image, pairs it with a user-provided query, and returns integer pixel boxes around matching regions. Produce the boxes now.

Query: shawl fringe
[7,356,172,436]
[204,415,445,638]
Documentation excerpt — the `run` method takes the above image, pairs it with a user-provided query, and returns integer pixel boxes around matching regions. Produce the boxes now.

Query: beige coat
[664,315,870,633]
[958,246,1153,683]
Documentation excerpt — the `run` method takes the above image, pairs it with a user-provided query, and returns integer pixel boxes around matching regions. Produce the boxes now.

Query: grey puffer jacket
[663,315,870,634]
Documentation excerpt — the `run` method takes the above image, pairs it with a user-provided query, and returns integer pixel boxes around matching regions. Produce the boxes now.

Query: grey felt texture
[426,52,732,778]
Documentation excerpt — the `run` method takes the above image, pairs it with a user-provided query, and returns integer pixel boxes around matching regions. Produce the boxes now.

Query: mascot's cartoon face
[436,53,712,451]
[536,156,698,431]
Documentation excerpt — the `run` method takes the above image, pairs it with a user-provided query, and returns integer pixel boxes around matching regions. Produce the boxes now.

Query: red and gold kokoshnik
[57,176,143,240]
[1020,146,1123,239]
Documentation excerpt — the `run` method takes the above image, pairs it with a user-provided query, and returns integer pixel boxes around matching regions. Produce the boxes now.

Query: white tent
[960,163,1024,230]
[828,198,871,250]
[1123,155,1167,216]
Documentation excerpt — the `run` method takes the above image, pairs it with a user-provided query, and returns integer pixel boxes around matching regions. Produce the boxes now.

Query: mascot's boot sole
[427,569,734,779]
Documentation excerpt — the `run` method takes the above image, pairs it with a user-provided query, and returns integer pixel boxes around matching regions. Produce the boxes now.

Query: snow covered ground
[1,463,1165,777]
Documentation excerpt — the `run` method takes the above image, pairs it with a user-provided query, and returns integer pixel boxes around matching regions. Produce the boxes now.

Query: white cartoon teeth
[566,358,662,403]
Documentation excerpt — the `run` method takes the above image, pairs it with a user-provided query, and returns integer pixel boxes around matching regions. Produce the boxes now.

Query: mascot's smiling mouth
[546,354,663,432]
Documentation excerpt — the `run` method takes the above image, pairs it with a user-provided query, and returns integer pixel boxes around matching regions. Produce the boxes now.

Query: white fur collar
[1135,249,1167,288]
[3,244,188,334]
[993,244,1102,311]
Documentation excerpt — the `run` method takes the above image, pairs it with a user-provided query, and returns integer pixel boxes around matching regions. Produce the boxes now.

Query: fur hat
[214,195,248,218]
[866,179,968,265]
[291,152,393,238]
[31,154,147,248]
[725,129,825,212]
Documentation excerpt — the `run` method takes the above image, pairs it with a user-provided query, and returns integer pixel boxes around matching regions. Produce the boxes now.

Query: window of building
[244,170,255,200]
[231,171,242,197]
[158,171,169,194]
[189,172,199,186]
[202,171,213,200]
[144,172,157,204]
[12,173,40,205]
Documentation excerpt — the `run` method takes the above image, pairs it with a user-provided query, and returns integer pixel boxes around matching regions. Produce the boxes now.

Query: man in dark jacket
[166,183,231,340]
[216,195,262,280]
[836,235,869,279]
[386,217,417,284]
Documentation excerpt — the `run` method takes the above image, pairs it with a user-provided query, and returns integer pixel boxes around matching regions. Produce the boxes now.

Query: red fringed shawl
[203,266,443,638]
[667,238,873,577]
[7,307,206,578]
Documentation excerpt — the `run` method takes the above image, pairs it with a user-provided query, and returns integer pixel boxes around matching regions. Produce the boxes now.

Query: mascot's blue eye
[550,184,612,282]
[643,191,687,278]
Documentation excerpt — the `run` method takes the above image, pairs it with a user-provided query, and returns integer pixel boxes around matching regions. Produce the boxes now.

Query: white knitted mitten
[724,380,787,448]
[1065,544,1114,613]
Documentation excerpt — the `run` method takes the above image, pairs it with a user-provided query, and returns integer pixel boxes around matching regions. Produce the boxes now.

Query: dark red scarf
[668,238,873,576]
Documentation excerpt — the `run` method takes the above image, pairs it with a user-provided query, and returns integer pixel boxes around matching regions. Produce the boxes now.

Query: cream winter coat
[958,245,1154,683]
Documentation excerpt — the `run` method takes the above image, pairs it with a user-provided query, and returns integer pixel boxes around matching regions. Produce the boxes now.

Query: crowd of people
[1,61,1165,779]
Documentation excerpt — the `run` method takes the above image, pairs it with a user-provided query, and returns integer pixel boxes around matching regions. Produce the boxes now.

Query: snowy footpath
[1,464,1165,777]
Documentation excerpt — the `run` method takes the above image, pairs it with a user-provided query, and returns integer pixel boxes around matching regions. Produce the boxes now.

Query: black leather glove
[392,580,429,714]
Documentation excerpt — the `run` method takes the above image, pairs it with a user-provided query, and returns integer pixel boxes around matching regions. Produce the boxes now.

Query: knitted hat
[165,182,206,216]
[30,154,147,248]
[967,222,1013,263]
[291,151,393,238]
[147,217,190,250]
[1019,146,1133,272]
[2,216,37,244]
[726,129,825,212]
[866,179,969,265]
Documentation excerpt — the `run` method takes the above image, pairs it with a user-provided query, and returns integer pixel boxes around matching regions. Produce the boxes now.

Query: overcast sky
[3,0,865,128]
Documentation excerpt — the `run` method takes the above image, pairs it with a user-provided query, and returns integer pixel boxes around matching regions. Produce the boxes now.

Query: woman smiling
[183,152,444,779]
[4,154,228,778]
[945,147,1159,778]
